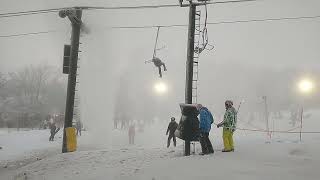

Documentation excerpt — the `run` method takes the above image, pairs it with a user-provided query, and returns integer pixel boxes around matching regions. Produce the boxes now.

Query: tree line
[0,64,67,129]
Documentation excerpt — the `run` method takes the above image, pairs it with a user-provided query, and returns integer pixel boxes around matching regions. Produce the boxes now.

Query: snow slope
[9,136,320,180]
[1,113,320,180]
[0,129,63,162]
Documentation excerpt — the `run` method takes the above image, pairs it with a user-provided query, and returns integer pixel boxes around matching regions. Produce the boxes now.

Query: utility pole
[184,3,196,156]
[185,3,196,105]
[179,0,201,156]
[59,8,82,153]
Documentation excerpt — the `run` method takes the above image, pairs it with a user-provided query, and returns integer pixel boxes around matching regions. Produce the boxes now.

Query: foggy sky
[1,0,320,70]
[1,0,320,127]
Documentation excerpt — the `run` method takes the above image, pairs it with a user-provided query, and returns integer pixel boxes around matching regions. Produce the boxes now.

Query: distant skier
[196,104,214,155]
[49,122,58,141]
[114,117,118,129]
[121,119,126,129]
[166,117,178,148]
[128,123,135,145]
[76,121,82,136]
[217,100,237,152]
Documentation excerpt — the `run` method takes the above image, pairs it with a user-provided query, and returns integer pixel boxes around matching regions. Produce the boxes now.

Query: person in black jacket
[166,117,178,148]
[49,122,57,141]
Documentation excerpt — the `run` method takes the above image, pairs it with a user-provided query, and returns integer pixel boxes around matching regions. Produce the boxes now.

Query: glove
[217,123,222,128]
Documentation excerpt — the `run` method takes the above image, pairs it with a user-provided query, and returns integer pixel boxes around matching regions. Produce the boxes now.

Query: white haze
[1,0,320,147]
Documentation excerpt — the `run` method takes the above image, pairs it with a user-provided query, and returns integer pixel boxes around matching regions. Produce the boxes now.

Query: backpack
[208,111,214,124]
[204,108,214,124]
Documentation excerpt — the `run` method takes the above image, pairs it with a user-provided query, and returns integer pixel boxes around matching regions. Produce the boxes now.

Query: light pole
[297,78,315,142]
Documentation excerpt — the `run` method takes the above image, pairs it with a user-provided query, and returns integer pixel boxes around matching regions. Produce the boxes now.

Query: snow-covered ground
[1,114,320,180]
[0,129,63,162]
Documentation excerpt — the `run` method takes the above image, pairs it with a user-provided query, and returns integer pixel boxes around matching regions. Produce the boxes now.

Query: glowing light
[298,79,314,94]
[154,81,168,94]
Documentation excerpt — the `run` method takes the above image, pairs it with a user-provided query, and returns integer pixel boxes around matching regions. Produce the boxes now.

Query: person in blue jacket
[197,104,214,155]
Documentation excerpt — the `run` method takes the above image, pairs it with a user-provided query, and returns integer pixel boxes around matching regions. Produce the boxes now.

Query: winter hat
[196,104,203,110]
[225,100,233,108]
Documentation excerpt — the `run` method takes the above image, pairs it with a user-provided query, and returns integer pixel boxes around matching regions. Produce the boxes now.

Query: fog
[1,0,320,147]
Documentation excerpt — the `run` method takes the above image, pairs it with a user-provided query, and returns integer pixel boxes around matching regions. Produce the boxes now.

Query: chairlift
[145,27,167,78]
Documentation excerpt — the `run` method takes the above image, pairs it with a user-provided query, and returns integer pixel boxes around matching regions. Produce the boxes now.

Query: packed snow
[1,112,320,180]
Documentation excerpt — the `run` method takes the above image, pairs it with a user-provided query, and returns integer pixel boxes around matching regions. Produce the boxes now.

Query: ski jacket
[222,107,237,130]
[167,121,178,135]
[128,125,135,136]
[199,107,214,133]
[49,123,56,133]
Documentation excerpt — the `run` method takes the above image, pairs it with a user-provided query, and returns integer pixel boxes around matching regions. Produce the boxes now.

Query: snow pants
[199,132,214,154]
[129,135,135,144]
[167,133,176,148]
[49,131,55,141]
[77,128,81,136]
[223,128,234,150]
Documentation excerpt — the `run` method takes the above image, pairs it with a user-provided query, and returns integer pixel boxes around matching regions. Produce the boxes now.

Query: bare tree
[0,65,67,128]
[0,72,7,89]
[9,64,52,105]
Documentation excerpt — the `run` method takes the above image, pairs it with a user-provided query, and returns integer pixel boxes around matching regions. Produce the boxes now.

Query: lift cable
[0,0,263,18]
[1,14,320,38]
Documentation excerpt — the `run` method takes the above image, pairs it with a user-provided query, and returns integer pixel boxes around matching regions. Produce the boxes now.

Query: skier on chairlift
[146,57,167,78]
[145,27,167,78]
